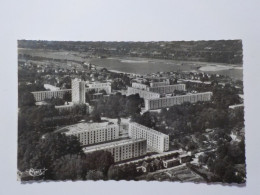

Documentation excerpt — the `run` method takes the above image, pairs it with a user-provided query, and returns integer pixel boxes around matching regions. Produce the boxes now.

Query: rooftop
[65,122,117,134]
[163,158,178,163]
[229,104,244,109]
[83,138,146,153]
[130,122,169,137]
[31,89,71,93]
[145,91,213,100]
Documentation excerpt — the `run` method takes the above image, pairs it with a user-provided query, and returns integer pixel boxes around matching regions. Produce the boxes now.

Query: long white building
[148,84,186,94]
[83,138,147,162]
[144,92,213,110]
[127,87,161,99]
[32,80,111,102]
[31,89,71,102]
[150,80,170,87]
[65,122,119,146]
[129,122,169,153]
[131,82,185,95]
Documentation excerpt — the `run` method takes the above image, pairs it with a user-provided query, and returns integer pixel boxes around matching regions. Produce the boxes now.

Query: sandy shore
[199,65,233,72]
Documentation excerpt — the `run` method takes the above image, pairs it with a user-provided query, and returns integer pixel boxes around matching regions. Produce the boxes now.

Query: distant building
[127,87,160,99]
[65,122,119,146]
[144,92,213,110]
[83,138,147,162]
[72,78,86,104]
[43,84,60,91]
[129,122,169,153]
[132,82,149,90]
[148,84,186,94]
[229,104,244,110]
[130,83,186,96]
[86,82,111,94]
[150,80,170,87]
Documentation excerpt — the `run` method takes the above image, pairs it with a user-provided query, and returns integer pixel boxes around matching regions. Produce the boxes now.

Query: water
[89,57,243,80]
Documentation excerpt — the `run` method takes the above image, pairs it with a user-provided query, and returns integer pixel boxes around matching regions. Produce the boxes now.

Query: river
[89,57,243,80]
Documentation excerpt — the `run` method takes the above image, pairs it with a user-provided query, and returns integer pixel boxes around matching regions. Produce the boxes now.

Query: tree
[138,112,156,128]
[52,154,87,180]
[86,170,104,180]
[63,91,71,103]
[85,151,114,175]
[92,113,101,122]
[19,92,35,107]
[18,133,83,180]
[99,89,107,95]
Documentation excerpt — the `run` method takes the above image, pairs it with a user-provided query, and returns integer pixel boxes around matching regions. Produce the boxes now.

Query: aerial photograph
[17,40,245,184]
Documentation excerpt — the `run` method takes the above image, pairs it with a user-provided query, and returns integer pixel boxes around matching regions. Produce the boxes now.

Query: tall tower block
[72,78,86,104]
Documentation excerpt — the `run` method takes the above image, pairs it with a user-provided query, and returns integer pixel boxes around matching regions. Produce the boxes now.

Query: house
[153,159,163,170]
[162,158,180,168]
[141,161,151,173]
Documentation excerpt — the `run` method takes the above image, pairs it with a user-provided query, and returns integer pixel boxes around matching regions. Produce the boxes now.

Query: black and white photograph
[17,40,245,184]
[1,0,260,195]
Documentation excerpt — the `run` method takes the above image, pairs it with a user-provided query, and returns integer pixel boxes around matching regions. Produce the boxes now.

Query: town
[18,41,245,183]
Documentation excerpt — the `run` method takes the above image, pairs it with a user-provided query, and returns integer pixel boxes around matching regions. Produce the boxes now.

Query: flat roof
[65,122,117,134]
[229,104,244,109]
[83,138,146,153]
[145,91,213,100]
[148,84,185,89]
[130,122,169,137]
[31,89,71,93]
[128,87,160,95]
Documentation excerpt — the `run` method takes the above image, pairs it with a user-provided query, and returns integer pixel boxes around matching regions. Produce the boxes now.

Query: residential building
[127,87,160,99]
[31,89,71,102]
[131,82,149,90]
[65,122,119,146]
[150,80,170,87]
[129,122,169,153]
[72,78,86,104]
[144,92,213,110]
[162,158,180,168]
[86,82,111,94]
[83,138,147,162]
[148,84,186,94]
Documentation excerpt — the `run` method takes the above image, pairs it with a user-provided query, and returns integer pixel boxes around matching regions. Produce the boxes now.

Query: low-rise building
[229,104,244,110]
[162,158,180,168]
